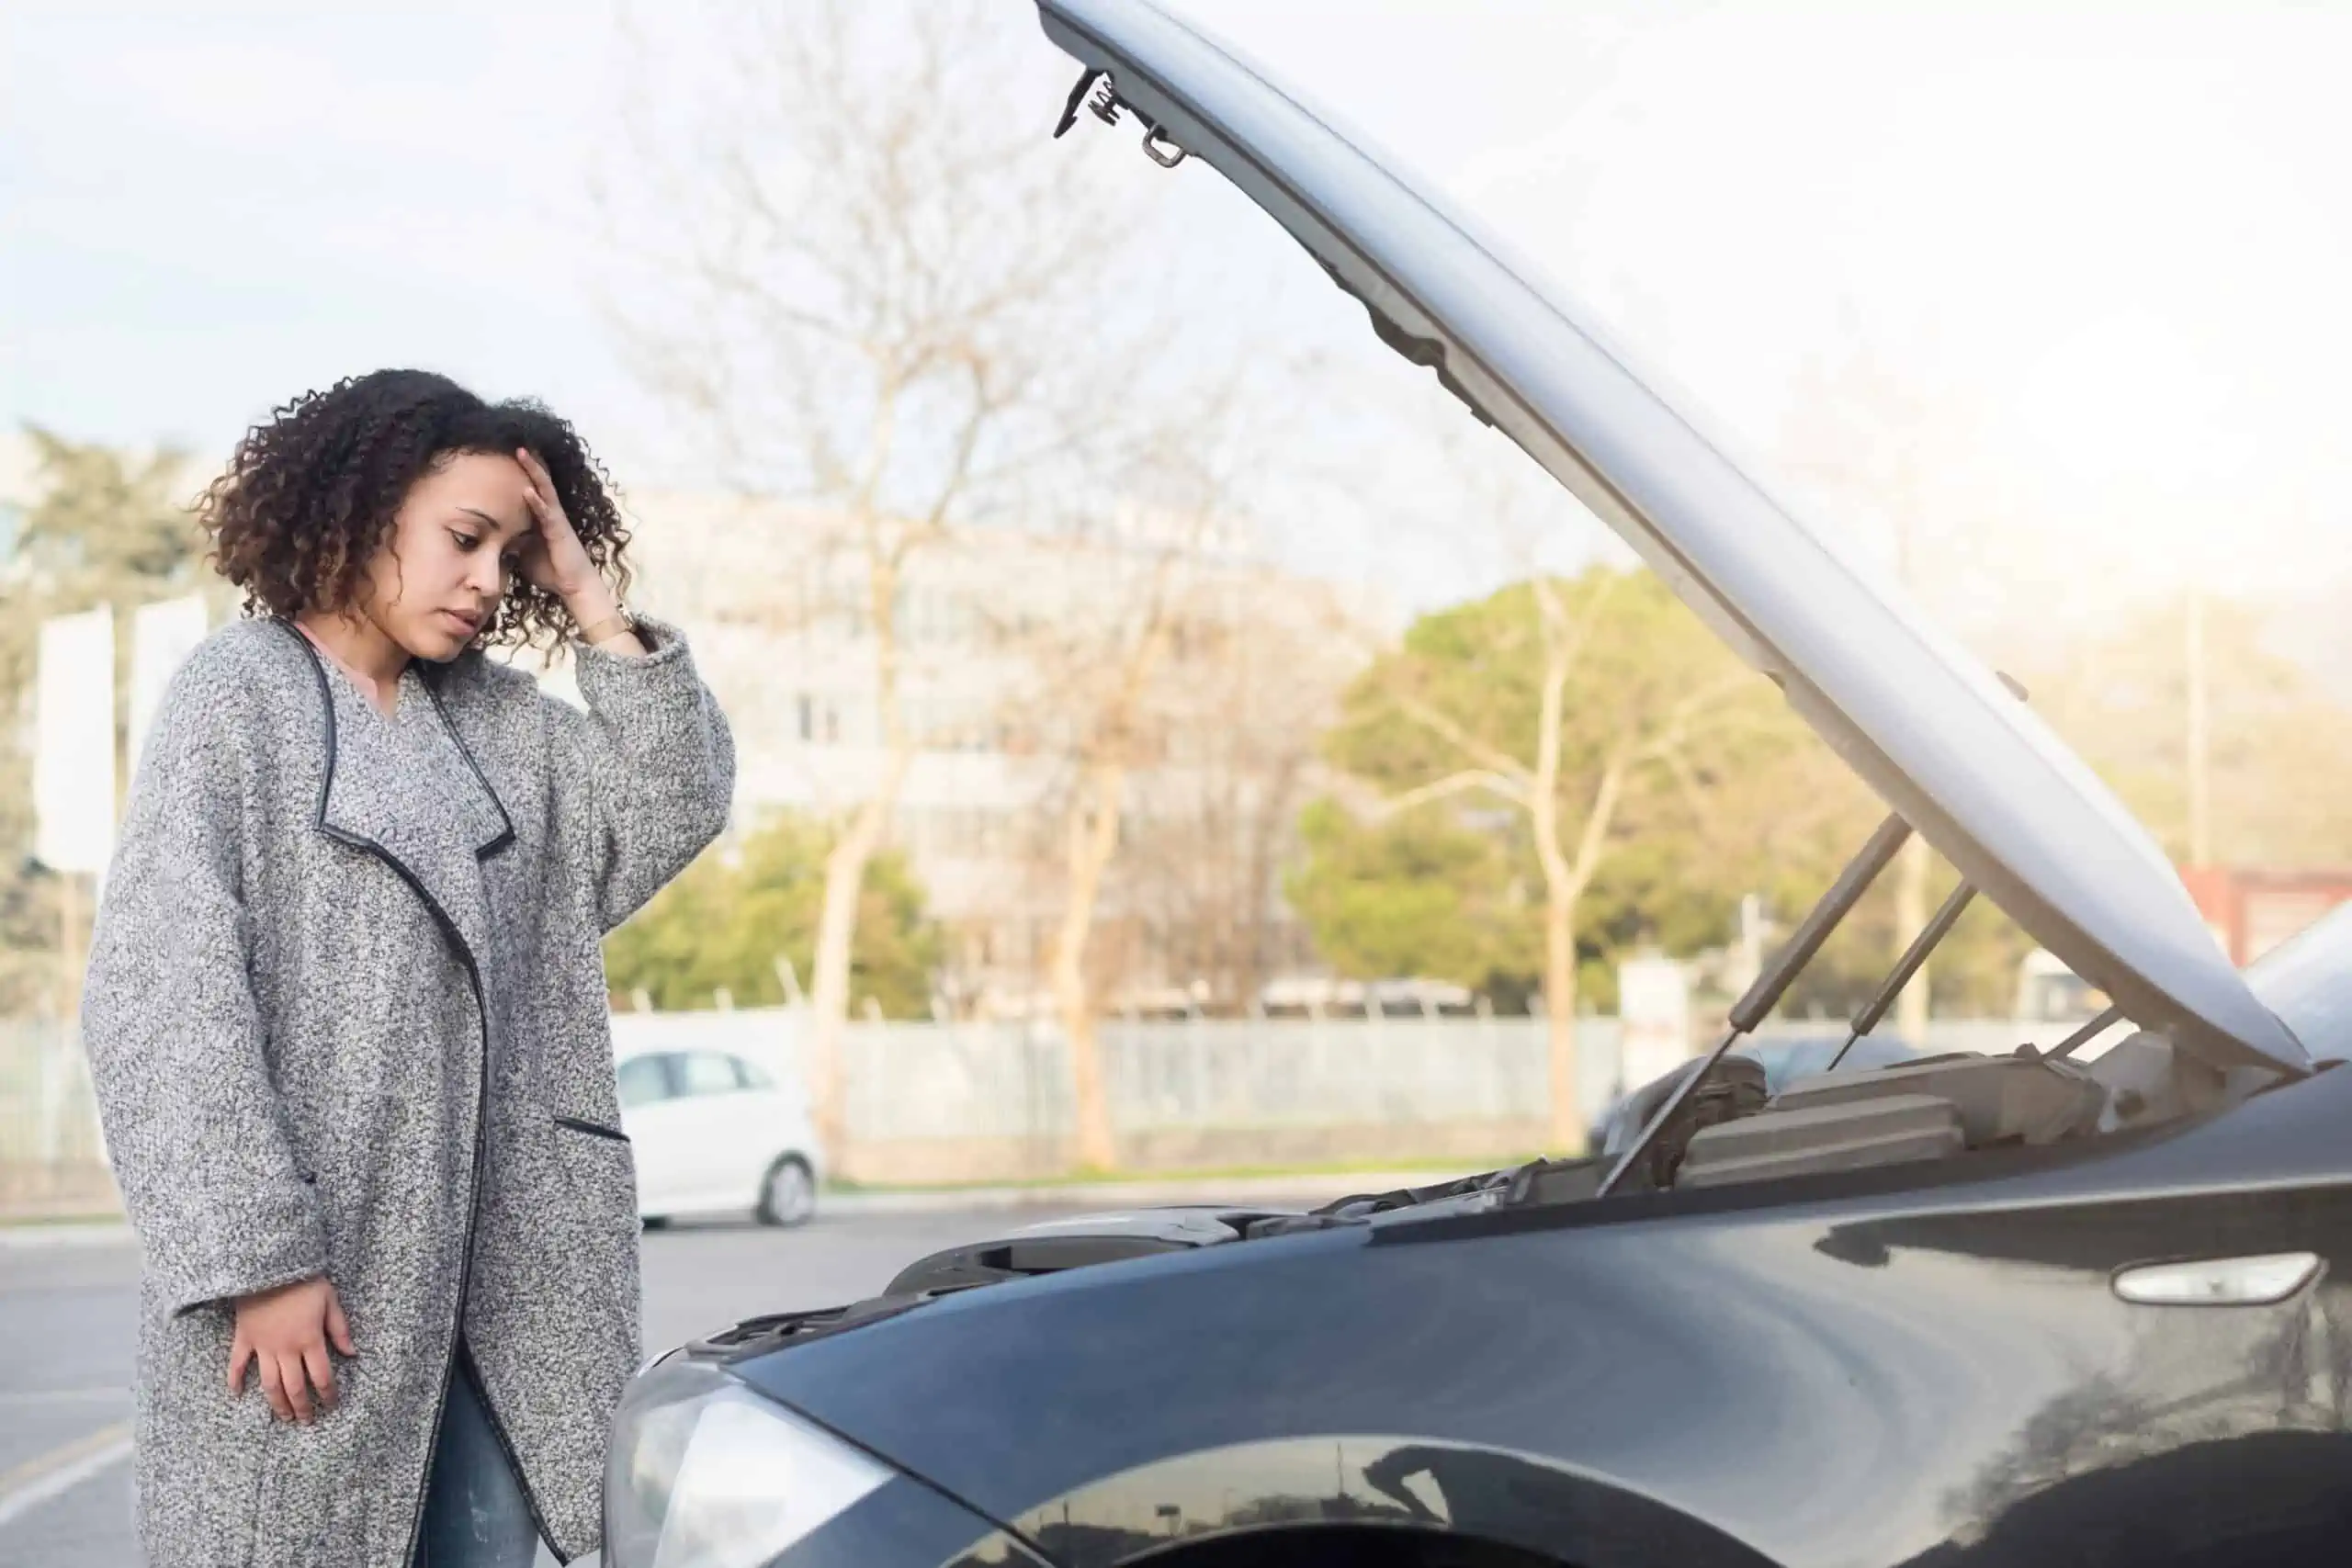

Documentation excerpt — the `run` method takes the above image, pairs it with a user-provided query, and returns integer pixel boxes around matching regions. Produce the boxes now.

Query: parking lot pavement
[0,1207,1077,1567]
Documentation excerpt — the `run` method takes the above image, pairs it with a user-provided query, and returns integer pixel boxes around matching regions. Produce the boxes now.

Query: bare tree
[1036,539,1189,1168]
[1125,576,1370,1014]
[990,444,1234,1169]
[889,416,1363,1167]
[601,0,1181,1154]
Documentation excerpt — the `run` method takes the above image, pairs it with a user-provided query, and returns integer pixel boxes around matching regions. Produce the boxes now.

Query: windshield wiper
[1597,813,1915,1197]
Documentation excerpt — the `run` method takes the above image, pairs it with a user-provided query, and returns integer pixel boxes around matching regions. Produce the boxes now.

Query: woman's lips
[438,609,481,635]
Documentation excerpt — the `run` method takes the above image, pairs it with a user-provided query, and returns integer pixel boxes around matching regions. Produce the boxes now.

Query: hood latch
[1052,66,1189,169]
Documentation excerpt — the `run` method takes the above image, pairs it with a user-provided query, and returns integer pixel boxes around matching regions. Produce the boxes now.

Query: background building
[580,489,1388,1016]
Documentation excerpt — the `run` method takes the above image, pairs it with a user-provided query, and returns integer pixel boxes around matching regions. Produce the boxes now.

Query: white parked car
[613,1043,825,1226]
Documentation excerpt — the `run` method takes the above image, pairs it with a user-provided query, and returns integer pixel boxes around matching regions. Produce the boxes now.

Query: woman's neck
[294,608,408,707]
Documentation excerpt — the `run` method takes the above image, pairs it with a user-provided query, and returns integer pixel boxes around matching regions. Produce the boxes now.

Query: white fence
[840,1014,2036,1146]
[6,1010,2053,1210]
[612,1008,2050,1180]
[0,1018,112,1218]
[833,1016,1616,1143]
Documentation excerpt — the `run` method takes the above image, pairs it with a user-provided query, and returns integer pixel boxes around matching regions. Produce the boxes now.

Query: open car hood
[1035,0,2307,1076]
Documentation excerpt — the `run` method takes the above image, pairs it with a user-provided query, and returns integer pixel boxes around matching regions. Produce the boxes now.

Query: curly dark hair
[199,368,633,649]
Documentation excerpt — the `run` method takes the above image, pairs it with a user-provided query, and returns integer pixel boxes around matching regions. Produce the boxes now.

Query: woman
[82,368,735,1568]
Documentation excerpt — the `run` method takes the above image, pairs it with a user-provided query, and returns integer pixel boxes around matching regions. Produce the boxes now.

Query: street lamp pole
[1891,488,1932,1048]
[2186,586,2212,868]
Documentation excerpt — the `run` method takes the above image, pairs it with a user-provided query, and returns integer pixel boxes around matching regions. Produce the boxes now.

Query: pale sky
[7,0,2350,619]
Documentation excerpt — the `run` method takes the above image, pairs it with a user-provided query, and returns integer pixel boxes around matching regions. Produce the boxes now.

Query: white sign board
[34,606,116,874]
[1617,954,1693,1095]
[129,594,211,784]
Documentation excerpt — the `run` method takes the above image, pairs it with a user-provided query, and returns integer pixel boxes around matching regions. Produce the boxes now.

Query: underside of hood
[1034,0,2307,1077]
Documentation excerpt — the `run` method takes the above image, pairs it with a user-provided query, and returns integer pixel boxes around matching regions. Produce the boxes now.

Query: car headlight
[605,1353,893,1568]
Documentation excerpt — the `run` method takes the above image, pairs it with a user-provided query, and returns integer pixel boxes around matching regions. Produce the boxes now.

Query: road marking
[0,1422,132,1529]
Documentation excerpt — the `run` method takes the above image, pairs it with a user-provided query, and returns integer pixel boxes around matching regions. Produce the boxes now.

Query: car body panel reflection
[747,1170,2352,1567]
[773,1475,1053,1568]
[1004,1437,1773,1568]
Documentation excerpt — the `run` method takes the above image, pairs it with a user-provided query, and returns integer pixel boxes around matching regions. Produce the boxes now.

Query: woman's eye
[450,530,481,551]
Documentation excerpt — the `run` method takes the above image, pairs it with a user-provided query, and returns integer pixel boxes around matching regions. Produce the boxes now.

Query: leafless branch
[1630,671,1755,764]
[1565,750,1632,900]
[1389,684,1534,785]
[1370,768,1530,818]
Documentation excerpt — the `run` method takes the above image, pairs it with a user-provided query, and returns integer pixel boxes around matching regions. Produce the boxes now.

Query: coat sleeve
[548,615,736,931]
[81,660,328,1315]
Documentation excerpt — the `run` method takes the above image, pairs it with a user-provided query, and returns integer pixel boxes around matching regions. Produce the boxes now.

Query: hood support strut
[1598,813,1915,1197]
[1825,881,1979,1072]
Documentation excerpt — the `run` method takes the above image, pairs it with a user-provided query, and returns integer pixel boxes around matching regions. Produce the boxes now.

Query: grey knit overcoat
[82,613,734,1567]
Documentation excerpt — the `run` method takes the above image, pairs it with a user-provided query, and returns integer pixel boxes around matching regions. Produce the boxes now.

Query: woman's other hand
[229,1276,356,1424]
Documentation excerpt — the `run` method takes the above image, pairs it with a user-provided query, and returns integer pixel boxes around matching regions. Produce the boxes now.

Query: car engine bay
[691,795,2320,1356]
[1248,1021,2279,1226]
[1617,1029,2229,1183]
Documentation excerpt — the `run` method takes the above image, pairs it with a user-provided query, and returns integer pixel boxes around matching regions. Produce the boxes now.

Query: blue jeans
[415,1353,542,1568]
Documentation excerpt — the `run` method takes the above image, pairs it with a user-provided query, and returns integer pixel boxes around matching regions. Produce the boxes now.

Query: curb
[0,1170,1476,1247]
[0,1221,134,1252]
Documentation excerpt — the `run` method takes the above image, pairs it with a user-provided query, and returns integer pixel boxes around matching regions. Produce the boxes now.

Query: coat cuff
[571,615,709,725]
[573,613,691,671]
[159,1201,330,1317]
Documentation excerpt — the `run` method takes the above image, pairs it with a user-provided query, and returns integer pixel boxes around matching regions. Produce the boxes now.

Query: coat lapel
[282,623,513,973]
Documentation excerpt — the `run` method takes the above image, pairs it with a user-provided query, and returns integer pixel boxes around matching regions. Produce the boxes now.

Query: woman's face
[357,451,534,660]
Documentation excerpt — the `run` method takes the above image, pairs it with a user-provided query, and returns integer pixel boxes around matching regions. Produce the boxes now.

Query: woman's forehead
[412,451,530,532]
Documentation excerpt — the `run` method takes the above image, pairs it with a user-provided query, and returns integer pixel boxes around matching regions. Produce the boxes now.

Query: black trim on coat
[278,622,570,1565]
[419,661,517,860]
[552,1115,630,1145]
[456,1337,561,1558]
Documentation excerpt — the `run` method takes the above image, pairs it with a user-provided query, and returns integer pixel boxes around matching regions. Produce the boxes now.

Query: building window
[796,693,842,745]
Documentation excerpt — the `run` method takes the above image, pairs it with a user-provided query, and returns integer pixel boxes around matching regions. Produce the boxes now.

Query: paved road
[0,1208,1070,1568]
